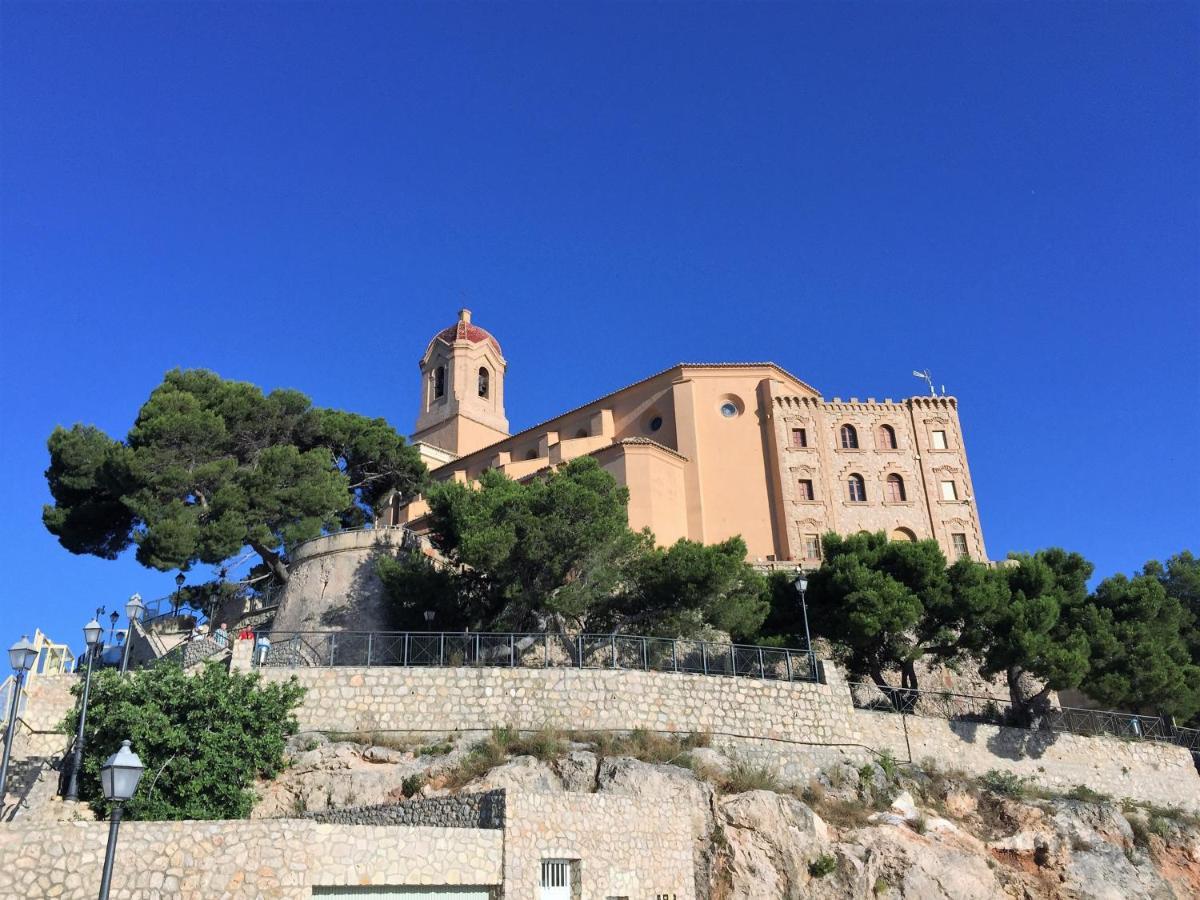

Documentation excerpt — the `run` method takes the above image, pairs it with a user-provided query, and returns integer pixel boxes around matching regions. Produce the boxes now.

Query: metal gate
[539,859,571,900]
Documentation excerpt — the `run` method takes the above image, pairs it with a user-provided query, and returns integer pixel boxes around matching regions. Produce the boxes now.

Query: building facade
[386,310,988,565]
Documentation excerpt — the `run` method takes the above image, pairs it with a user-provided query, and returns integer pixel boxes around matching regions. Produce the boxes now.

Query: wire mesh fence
[848,680,1198,754]
[250,630,819,683]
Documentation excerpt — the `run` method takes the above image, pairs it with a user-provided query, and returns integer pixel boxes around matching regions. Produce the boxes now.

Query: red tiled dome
[432,310,502,355]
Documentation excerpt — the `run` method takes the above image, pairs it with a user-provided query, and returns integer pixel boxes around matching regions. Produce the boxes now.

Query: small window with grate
[791,427,808,448]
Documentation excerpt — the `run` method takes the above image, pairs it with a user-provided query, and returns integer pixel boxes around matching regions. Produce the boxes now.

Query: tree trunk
[250,541,290,585]
[1006,666,1053,729]
[869,667,907,712]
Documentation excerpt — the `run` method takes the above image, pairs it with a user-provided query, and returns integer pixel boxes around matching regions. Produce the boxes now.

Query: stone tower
[413,309,509,460]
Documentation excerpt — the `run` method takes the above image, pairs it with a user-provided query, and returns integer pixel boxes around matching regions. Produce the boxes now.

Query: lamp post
[96,740,144,900]
[172,572,185,618]
[423,610,435,627]
[120,594,144,675]
[793,573,813,678]
[0,635,39,800]
[65,618,105,802]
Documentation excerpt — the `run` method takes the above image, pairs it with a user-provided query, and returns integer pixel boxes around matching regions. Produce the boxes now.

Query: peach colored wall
[390,360,990,565]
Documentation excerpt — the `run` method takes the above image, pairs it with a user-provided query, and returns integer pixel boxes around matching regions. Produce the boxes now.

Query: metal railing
[140,582,281,627]
[252,630,819,683]
[848,681,1199,754]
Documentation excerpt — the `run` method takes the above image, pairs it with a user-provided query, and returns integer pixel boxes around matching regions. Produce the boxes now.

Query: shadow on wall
[946,719,1061,760]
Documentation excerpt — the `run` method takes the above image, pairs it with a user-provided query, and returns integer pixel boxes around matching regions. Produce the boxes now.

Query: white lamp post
[0,636,39,799]
[120,594,144,675]
[65,619,105,801]
[96,740,144,900]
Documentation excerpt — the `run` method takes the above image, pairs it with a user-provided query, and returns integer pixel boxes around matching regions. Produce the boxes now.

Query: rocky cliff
[254,730,1200,899]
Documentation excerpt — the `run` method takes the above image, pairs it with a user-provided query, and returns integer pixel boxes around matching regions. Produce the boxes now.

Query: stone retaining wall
[259,663,1200,811]
[504,791,696,900]
[0,819,503,898]
[306,789,505,829]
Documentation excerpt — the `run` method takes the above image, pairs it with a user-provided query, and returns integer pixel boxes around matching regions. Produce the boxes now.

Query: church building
[383,310,988,565]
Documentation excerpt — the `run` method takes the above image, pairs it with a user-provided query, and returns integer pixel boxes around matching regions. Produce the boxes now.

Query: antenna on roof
[912,369,936,396]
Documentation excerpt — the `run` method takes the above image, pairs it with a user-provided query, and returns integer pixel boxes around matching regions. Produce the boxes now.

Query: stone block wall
[0,819,503,898]
[504,791,696,900]
[259,663,1200,811]
[862,711,1197,809]
[306,789,505,829]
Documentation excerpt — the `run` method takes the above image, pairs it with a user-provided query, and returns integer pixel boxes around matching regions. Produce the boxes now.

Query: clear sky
[1,2,1197,652]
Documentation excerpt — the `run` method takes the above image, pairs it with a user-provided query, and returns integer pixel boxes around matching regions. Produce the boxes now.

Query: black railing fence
[849,681,1200,755]
[251,630,820,683]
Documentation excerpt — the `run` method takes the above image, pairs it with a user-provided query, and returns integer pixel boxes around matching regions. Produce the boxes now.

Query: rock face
[254,733,1200,900]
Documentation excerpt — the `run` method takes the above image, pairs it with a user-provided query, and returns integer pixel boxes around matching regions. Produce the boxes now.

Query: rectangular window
[940,480,958,501]
[797,479,815,500]
[804,534,822,559]
[951,533,969,560]
[791,427,808,448]
[931,429,948,449]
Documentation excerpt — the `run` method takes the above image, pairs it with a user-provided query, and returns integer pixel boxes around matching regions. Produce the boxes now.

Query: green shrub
[401,773,425,797]
[808,853,838,878]
[62,661,304,820]
[418,741,454,757]
[877,750,899,781]
[1148,815,1171,839]
[1065,784,1111,804]
[979,769,1033,799]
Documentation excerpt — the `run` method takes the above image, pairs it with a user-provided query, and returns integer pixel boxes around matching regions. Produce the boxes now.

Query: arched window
[478,367,490,398]
[848,473,867,502]
[885,473,906,502]
[433,366,446,399]
[891,527,917,542]
[878,424,897,449]
[840,425,859,449]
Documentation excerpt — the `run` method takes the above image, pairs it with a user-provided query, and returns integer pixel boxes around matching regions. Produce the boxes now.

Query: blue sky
[1,2,1197,651]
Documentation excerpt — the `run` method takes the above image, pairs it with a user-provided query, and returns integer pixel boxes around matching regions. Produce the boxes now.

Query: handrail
[250,629,819,683]
[847,680,1198,754]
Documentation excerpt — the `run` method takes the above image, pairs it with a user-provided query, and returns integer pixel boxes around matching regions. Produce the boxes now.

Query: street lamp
[423,610,435,627]
[793,573,813,678]
[65,619,105,802]
[96,740,144,900]
[120,594,144,675]
[172,572,185,618]
[0,636,39,800]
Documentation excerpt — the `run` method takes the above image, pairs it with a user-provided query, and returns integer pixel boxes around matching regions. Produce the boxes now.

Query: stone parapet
[0,819,503,898]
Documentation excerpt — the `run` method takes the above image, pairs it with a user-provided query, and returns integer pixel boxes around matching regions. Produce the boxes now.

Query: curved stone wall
[272,528,411,634]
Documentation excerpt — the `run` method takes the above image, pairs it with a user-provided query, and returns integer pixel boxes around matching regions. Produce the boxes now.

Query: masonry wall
[0,820,503,898]
[259,664,1200,812]
[503,792,696,900]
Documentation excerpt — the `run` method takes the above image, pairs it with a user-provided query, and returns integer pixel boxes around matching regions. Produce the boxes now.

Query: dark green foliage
[43,369,425,581]
[1081,572,1200,721]
[808,853,838,878]
[800,532,955,691]
[1143,551,1200,669]
[956,550,1094,725]
[380,457,769,638]
[63,662,304,820]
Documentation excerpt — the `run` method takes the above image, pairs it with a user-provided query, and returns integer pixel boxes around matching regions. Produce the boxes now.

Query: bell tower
[413,309,509,460]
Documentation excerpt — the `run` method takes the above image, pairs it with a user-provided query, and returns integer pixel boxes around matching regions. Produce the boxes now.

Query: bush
[979,769,1033,799]
[719,761,779,794]
[1065,784,1111,804]
[808,853,838,878]
[62,662,304,820]
[401,773,425,797]
[877,749,899,781]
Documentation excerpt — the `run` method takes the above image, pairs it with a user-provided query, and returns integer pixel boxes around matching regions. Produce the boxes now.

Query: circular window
[720,402,737,418]
[649,416,663,432]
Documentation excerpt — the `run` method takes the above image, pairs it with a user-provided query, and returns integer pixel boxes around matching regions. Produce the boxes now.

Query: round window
[649,416,663,432]
[720,402,738,418]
